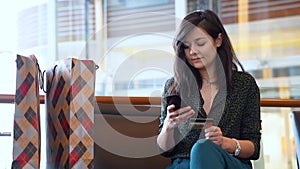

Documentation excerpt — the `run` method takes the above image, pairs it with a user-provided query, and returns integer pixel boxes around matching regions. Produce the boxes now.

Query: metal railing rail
[1,94,300,107]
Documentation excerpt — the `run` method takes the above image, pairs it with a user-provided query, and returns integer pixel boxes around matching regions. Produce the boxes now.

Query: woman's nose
[190,45,198,55]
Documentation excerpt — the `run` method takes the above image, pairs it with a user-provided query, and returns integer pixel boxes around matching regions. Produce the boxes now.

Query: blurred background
[0,0,299,168]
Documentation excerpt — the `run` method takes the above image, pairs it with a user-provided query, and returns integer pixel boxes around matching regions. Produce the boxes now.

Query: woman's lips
[191,57,202,62]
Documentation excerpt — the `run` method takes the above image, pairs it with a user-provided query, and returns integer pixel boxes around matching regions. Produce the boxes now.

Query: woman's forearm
[221,137,255,158]
[157,127,176,152]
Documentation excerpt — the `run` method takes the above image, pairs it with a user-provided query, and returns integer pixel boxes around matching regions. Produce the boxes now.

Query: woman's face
[182,27,219,71]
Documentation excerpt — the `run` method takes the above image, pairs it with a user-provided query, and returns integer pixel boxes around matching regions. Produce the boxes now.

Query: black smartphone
[165,94,182,110]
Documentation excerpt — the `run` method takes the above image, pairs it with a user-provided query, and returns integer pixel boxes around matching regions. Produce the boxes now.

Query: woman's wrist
[221,137,236,154]
[162,123,175,133]
[158,124,176,152]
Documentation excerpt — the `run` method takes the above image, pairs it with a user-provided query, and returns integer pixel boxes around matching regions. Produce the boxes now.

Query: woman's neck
[199,69,217,85]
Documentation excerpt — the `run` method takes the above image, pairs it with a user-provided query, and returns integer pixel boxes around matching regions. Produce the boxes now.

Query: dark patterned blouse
[159,71,261,165]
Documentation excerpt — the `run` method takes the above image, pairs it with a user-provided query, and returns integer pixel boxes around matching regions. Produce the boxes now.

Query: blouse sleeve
[157,78,179,157]
[159,78,173,132]
[240,73,262,160]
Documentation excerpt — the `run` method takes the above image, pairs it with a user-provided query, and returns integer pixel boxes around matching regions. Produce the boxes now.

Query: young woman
[157,10,261,169]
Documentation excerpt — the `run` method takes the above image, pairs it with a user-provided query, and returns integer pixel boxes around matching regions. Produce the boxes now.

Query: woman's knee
[191,139,214,156]
[190,139,226,168]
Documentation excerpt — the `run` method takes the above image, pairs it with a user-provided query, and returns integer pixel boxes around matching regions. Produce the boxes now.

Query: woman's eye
[197,43,205,46]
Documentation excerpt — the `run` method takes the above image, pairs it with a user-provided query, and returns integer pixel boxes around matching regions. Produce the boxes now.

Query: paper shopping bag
[12,54,41,169]
[46,58,95,169]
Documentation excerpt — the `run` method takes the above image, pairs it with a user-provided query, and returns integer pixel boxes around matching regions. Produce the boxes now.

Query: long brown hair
[171,9,244,95]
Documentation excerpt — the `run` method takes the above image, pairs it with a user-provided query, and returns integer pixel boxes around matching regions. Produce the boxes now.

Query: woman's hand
[164,104,195,130]
[205,126,224,146]
[157,104,195,152]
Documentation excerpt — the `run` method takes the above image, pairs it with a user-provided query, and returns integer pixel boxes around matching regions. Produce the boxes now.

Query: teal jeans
[166,139,252,169]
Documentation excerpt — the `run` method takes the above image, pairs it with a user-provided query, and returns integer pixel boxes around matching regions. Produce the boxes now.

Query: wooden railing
[1,94,300,107]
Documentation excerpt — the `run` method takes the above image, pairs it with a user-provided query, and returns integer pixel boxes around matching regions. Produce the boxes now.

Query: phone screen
[165,94,182,110]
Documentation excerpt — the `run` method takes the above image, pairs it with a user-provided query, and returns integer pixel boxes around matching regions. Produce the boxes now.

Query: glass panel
[0,103,47,169]
[259,107,299,169]
[98,0,300,97]
[100,0,176,96]
[0,52,17,94]
[0,104,14,169]
[1,0,300,98]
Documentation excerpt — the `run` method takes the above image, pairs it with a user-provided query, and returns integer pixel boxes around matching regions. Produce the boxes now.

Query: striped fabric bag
[12,54,41,169]
[45,58,96,168]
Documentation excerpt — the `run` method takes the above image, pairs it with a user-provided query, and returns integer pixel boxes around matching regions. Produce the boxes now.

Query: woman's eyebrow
[182,40,190,45]
[182,37,206,44]
[194,37,206,41]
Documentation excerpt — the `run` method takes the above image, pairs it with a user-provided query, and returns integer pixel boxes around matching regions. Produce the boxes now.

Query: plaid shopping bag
[46,58,96,169]
[12,54,41,169]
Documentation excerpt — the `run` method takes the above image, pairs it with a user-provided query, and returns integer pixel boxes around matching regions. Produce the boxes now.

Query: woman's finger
[165,105,196,130]
[168,105,194,118]
[205,126,216,132]
[167,104,176,112]
[204,126,224,146]
[179,109,195,121]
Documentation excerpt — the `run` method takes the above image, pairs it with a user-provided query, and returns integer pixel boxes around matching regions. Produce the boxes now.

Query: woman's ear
[216,33,222,47]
